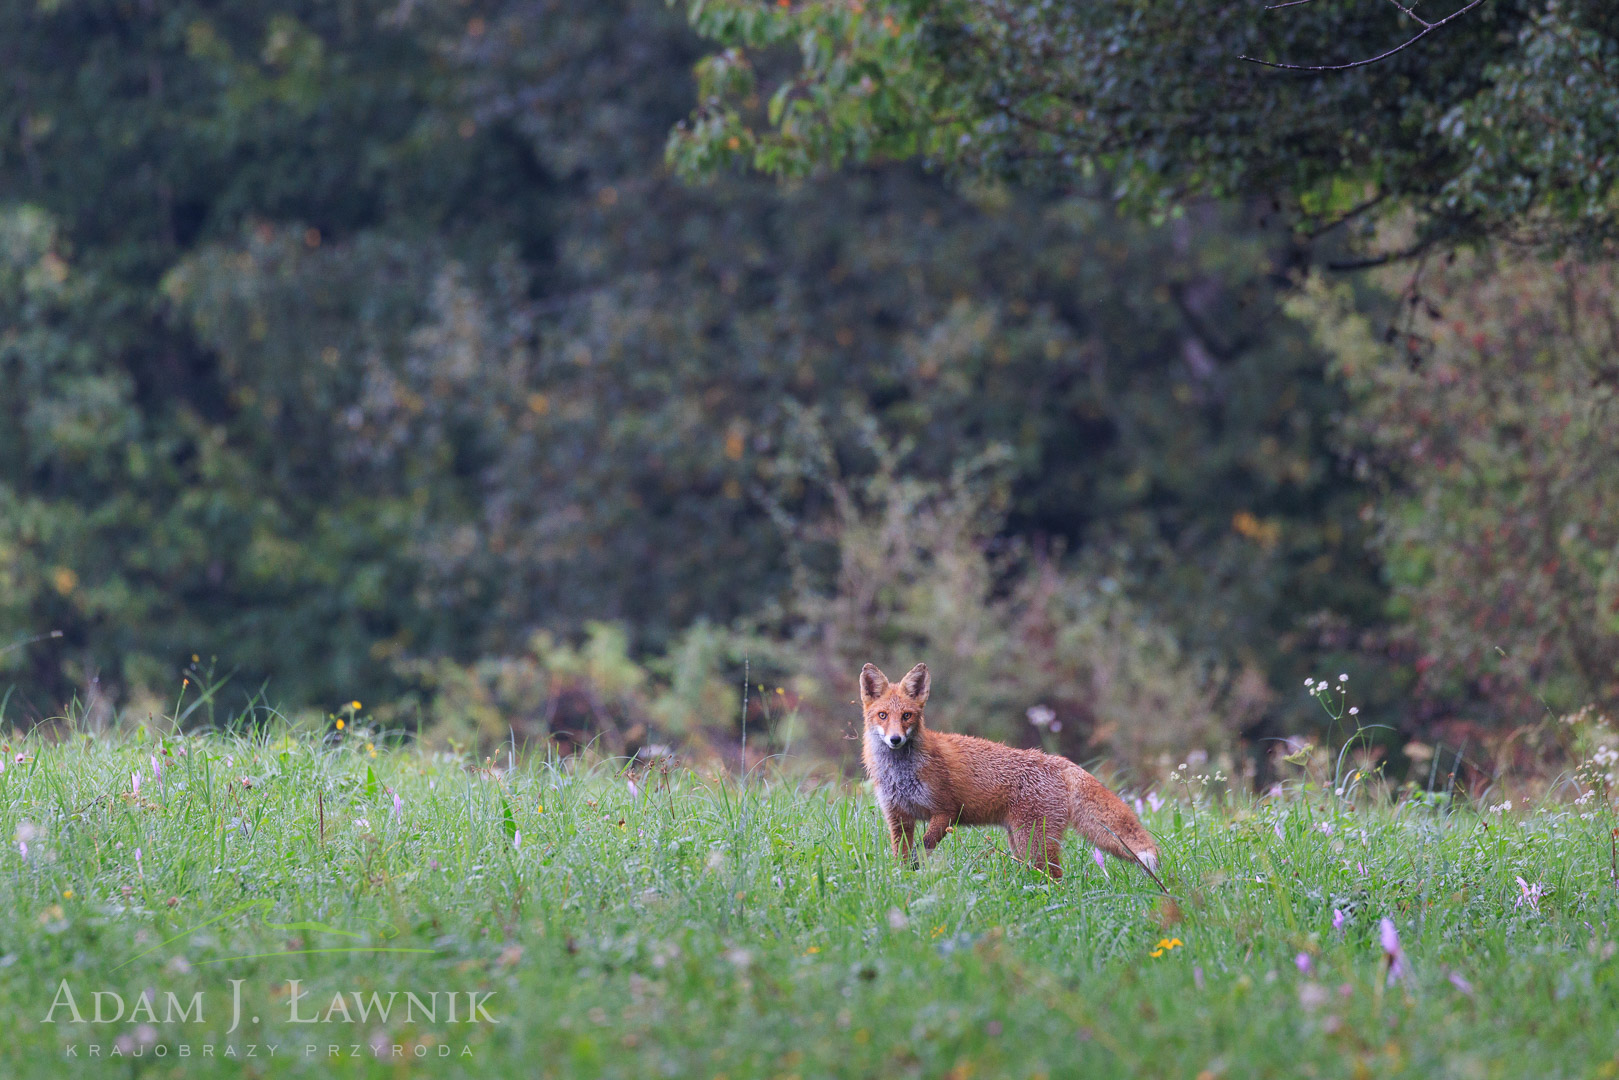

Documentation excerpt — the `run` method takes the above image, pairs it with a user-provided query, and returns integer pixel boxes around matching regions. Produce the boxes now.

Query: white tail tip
[1137,851,1158,874]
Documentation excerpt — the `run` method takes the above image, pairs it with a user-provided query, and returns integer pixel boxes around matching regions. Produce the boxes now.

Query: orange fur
[858,662,1158,880]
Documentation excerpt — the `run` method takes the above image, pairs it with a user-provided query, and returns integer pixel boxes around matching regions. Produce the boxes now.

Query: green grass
[2,722,1616,1078]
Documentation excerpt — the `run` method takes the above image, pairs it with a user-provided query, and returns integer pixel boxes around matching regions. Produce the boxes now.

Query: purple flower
[1318,822,1334,836]
[131,771,140,797]
[1295,952,1313,974]
[1092,847,1108,877]
[1514,876,1545,914]
[391,791,403,822]
[1379,917,1404,984]
[135,847,144,880]
[1447,971,1475,996]
[1147,792,1164,813]
[1332,908,1345,931]
[150,755,161,782]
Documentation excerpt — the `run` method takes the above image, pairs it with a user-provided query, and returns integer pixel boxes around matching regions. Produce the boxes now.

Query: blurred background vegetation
[2,0,1615,782]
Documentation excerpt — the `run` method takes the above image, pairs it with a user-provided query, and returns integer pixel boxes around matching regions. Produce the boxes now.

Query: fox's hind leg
[1006,817,1063,878]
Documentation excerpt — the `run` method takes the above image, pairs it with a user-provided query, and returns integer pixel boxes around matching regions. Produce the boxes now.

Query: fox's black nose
[886,734,905,748]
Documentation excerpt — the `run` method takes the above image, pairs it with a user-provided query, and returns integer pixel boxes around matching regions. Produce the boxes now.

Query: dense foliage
[1302,250,1619,726]
[669,0,1619,249]
[2,0,1613,768]
[0,0,1382,750]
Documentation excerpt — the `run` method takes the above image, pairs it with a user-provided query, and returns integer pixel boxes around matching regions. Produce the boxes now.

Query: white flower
[1348,707,1359,716]
[1338,673,1348,683]
[1026,705,1056,729]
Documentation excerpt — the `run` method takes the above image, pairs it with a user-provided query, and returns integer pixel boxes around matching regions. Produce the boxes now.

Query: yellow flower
[804,945,820,955]
[1150,937,1184,958]
[350,701,362,711]
[335,719,345,731]
[62,889,73,899]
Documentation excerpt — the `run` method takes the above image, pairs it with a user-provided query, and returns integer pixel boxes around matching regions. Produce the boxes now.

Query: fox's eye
[901,712,912,721]
[877,711,887,720]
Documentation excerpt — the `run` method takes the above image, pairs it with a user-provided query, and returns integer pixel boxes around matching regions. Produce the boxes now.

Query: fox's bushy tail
[1065,766,1161,883]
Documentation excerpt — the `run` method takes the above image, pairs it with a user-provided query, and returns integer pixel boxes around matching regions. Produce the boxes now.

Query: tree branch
[1240,0,1487,72]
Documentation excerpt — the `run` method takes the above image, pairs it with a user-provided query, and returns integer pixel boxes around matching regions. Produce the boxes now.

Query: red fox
[859,662,1159,881]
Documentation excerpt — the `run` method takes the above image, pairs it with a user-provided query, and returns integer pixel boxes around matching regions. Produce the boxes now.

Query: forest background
[3,0,1617,785]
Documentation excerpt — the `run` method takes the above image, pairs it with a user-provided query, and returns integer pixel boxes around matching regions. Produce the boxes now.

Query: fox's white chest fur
[866,732,935,820]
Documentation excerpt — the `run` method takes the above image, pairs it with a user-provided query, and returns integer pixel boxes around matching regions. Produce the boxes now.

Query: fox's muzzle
[883,732,907,749]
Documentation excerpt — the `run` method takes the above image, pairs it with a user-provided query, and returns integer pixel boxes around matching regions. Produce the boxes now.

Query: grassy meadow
[2,716,1616,1079]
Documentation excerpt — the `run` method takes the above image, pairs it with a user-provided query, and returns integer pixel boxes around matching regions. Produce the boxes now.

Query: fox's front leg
[921,813,954,852]
[888,815,917,859]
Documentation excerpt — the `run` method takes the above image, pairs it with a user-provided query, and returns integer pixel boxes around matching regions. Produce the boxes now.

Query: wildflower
[627,776,641,800]
[1148,937,1183,958]
[1514,876,1545,914]
[1379,917,1405,984]
[366,742,376,759]
[1193,965,1205,990]
[131,771,140,796]
[351,701,362,711]
[1092,847,1108,877]
[1303,677,1314,688]
[1295,952,1313,974]
[1274,819,1284,840]
[804,945,821,955]
[135,847,144,880]
[1318,822,1334,836]
[1026,705,1055,729]
[391,791,403,822]
[1134,797,1144,816]
[336,719,345,731]
[1147,792,1164,812]
[1348,707,1359,717]
[150,755,162,782]
[1489,800,1512,814]
[513,829,522,850]
[354,818,371,830]
[1338,673,1348,683]
[62,889,73,899]
[1447,971,1475,996]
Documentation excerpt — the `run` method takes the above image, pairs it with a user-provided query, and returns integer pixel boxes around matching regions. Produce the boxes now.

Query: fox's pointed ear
[859,663,889,706]
[898,662,930,705]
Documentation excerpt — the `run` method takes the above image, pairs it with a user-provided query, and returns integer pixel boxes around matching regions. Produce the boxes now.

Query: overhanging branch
[1239,0,1488,72]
